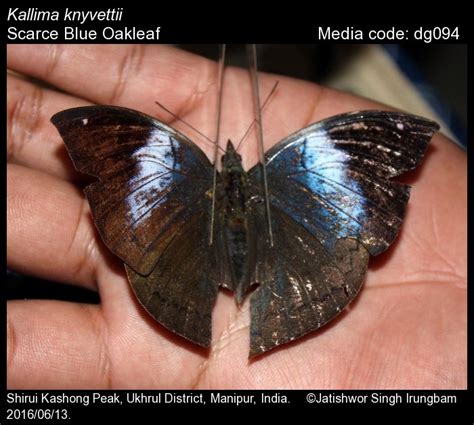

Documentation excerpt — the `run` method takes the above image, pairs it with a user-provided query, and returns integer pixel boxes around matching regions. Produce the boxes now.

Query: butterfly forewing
[51,106,214,276]
[249,111,439,257]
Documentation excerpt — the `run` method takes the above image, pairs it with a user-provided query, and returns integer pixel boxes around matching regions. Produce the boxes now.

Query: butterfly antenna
[235,80,279,153]
[248,44,274,247]
[209,44,226,245]
[154,101,225,154]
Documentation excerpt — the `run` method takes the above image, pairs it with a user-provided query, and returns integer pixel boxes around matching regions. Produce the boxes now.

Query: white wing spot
[377,144,391,153]
[351,122,368,130]
[82,118,88,125]
[397,123,404,130]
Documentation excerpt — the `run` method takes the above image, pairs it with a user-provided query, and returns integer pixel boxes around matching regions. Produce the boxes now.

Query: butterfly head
[221,140,243,170]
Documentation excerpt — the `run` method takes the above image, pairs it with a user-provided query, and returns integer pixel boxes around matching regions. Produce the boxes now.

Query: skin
[7,44,466,389]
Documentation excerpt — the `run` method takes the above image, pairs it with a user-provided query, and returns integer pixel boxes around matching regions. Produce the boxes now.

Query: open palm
[7,45,466,389]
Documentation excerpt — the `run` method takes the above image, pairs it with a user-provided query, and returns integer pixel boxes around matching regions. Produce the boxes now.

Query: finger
[7,44,216,116]
[7,295,228,389]
[7,163,106,290]
[7,300,109,388]
[7,74,91,180]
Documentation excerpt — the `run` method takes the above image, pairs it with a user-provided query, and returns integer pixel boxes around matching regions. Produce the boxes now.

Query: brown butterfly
[52,106,438,356]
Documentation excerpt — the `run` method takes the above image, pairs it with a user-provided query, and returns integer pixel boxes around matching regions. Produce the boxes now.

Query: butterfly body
[218,140,256,303]
[51,106,439,356]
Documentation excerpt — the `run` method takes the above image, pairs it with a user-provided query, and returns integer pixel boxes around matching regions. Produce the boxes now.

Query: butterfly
[51,106,439,357]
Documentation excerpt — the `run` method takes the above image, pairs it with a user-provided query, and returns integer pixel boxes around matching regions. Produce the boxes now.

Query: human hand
[7,44,466,389]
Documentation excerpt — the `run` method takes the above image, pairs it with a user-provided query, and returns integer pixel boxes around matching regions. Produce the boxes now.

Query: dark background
[7,43,467,303]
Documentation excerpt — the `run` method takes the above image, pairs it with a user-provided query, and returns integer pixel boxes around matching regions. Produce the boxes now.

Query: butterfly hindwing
[249,206,369,356]
[125,211,221,347]
[51,106,214,276]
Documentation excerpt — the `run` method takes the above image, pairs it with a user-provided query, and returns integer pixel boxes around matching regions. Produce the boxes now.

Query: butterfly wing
[52,106,227,346]
[51,106,214,276]
[247,110,439,354]
[249,207,369,356]
[250,111,439,256]
[125,210,224,347]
